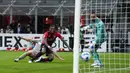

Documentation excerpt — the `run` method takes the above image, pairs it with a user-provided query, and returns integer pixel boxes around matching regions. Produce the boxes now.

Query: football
[80,52,91,61]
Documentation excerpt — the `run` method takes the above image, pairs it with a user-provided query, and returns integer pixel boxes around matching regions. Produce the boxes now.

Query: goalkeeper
[81,12,107,67]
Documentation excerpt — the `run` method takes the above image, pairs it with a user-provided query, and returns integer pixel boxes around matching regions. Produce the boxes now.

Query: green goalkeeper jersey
[89,18,106,44]
[81,18,107,45]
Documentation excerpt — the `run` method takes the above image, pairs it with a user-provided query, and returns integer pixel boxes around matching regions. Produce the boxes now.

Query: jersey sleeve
[42,32,48,44]
[43,32,48,39]
[56,32,63,39]
[81,25,89,31]
[89,23,94,29]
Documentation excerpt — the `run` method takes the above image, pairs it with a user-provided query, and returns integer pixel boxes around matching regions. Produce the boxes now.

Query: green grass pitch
[80,53,130,73]
[0,51,130,73]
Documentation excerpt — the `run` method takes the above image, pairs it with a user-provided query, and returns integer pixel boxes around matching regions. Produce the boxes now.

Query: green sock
[93,52,102,64]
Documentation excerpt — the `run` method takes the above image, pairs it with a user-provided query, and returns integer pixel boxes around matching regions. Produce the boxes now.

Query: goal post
[73,0,81,73]
[73,0,130,73]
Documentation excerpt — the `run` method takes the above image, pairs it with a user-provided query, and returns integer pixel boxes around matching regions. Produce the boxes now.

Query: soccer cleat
[34,60,40,63]
[28,60,33,63]
[91,60,98,66]
[91,63,98,66]
[14,59,19,62]
[94,64,104,68]
[94,64,100,68]
[34,57,43,63]
[91,63,104,68]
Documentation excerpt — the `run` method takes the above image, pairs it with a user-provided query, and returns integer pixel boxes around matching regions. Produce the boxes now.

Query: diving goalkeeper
[81,12,107,67]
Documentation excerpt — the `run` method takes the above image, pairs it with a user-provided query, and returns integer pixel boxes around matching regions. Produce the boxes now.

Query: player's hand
[69,48,73,52]
[59,57,65,60]
[18,36,21,38]
[48,46,51,49]
[18,36,23,39]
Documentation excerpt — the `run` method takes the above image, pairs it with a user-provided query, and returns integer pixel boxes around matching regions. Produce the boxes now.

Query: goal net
[73,0,130,73]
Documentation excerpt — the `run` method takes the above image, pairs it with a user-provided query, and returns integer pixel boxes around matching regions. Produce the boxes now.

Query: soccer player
[35,25,72,62]
[14,37,39,63]
[14,36,64,63]
[81,12,106,67]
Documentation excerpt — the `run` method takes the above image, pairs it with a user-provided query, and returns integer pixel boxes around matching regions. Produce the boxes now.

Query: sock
[18,52,27,60]
[93,52,102,65]
[96,54,102,64]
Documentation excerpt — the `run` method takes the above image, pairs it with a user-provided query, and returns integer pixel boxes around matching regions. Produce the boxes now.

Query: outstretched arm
[61,38,72,51]
[52,51,64,60]
[18,36,37,43]
[81,24,95,33]
[56,32,72,51]
[81,25,90,31]
[43,38,64,60]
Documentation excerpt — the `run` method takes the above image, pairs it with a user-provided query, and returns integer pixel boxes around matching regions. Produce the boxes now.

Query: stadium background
[0,0,130,73]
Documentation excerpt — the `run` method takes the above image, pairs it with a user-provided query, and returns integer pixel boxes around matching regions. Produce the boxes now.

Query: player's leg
[95,45,103,65]
[28,43,45,63]
[14,42,41,62]
[89,41,103,67]
[14,50,33,62]
[91,45,103,67]
[30,43,46,63]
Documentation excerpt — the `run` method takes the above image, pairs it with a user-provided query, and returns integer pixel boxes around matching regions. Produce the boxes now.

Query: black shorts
[41,44,53,56]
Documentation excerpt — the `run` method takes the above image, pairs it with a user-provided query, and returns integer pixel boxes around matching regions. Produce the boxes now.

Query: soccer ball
[80,52,91,61]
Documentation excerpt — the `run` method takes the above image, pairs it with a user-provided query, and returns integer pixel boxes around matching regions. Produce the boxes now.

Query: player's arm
[43,35,64,60]
[43,38,50,48]
[61,38,72,51]
[52,51,64,60]
[80,25,90,31]
[18,36,37,43]
[43,38,64,60]
[81,24,94,32]
[56,32,72,51]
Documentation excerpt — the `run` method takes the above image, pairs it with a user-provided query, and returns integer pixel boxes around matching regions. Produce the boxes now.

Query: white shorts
[31,42,46,57]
